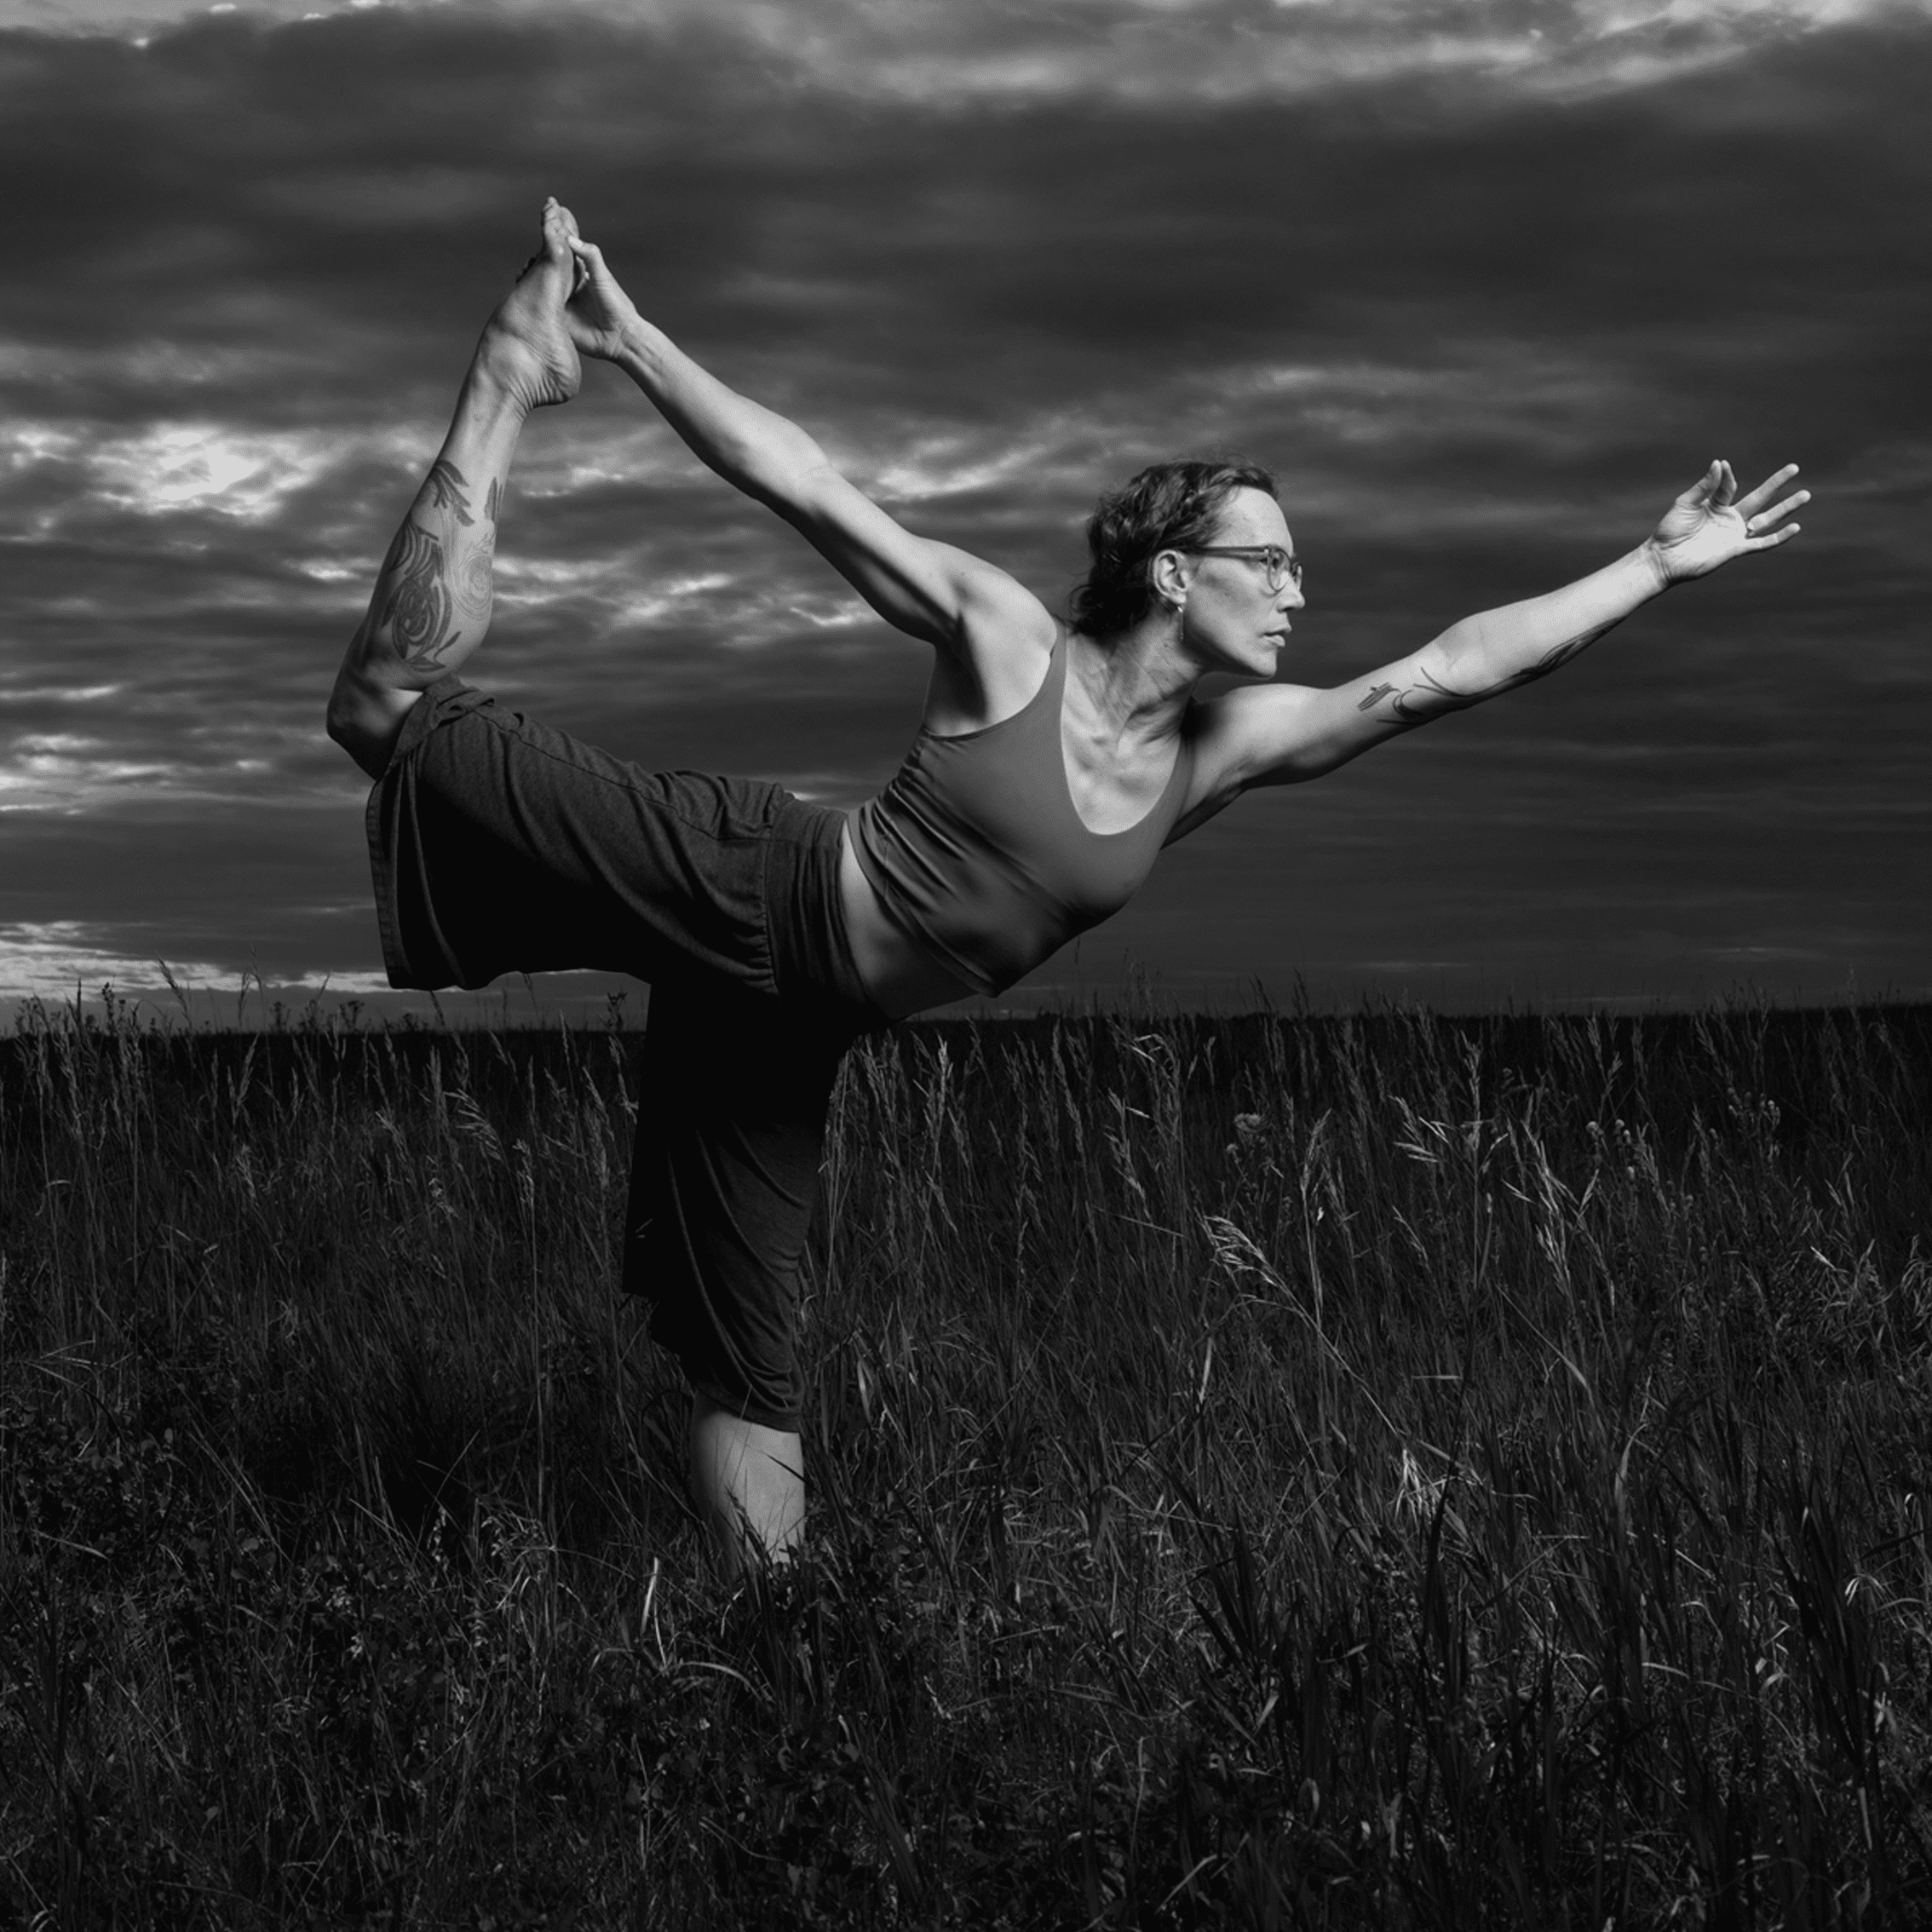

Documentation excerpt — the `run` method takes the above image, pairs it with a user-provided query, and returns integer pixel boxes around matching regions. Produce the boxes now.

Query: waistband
[764,795,887,1032]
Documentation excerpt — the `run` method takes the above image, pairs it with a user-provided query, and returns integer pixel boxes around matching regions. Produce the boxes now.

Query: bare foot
[475,198,583,412]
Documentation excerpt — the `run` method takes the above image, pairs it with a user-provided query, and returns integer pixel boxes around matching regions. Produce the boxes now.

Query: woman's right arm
[565,235,1047,662]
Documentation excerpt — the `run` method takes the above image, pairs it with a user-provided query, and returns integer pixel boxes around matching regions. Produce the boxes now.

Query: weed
[1,1000,1929,1925]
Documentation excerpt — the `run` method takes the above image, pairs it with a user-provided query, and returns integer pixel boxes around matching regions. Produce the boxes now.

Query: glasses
[1188,545,1303,591]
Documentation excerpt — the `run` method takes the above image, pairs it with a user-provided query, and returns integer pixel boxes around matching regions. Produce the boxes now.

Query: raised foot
[475,198,584,412]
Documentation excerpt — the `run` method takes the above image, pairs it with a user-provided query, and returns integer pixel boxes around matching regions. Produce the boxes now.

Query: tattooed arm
[1343,552,1651,733]
[1172,460,1807,823]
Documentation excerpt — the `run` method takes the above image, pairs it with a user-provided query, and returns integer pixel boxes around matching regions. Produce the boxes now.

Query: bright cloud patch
[0,739,181,811]
[87,423,339,521]
[0,730,334,814]
[0,683,124,704]
[0,922,235,1002]
[0,921,393,1004]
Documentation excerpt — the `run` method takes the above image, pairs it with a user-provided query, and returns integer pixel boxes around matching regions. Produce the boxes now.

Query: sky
[0,0,1927,1019]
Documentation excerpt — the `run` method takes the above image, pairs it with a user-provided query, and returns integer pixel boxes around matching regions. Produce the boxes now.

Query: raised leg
[326,198,585,780]
[688,1394,807,1576]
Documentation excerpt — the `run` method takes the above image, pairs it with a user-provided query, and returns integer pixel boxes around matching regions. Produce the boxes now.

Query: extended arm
[563,234,1044,658]
[1351,543,1662,730]
[1192,460,1807,803]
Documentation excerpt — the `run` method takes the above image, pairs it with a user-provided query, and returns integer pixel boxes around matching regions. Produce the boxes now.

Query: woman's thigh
[369,678,789,992]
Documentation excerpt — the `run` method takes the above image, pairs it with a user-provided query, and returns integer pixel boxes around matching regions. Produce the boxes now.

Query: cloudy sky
[1,0,1926,1018]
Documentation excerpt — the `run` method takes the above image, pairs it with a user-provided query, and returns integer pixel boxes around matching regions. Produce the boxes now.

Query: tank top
[849,623,1196,997]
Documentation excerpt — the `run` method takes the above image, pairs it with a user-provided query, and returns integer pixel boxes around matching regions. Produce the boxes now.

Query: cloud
[0,918,391,1001]
[14,0,1926,104]
[724,0,1932,105]
[85,422,343,519]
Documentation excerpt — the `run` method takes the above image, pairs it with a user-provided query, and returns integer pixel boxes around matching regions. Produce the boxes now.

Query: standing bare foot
[474,198,583,412]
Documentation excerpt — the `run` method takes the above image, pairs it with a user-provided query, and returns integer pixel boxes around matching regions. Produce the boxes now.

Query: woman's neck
[1067,617,1199,749]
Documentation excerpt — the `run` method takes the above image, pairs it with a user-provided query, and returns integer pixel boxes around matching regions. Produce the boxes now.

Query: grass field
[3,998,1929,1929]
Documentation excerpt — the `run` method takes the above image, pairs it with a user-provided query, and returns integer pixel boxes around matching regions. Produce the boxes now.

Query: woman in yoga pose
[327,202,1807,1569]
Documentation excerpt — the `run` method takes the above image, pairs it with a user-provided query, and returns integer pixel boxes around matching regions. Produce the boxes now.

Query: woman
[327,202,1807,1569]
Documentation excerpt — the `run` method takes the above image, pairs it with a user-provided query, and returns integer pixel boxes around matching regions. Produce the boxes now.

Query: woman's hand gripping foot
[543,204,648,365]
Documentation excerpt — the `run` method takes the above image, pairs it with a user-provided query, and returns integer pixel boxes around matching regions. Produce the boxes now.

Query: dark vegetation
[3,998,1929,1929]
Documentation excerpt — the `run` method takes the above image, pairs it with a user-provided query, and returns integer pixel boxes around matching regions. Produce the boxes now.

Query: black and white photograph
[3,0,1928,1923]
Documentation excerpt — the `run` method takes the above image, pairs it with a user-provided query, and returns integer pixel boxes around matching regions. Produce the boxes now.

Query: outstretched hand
[1646,460,1808,585]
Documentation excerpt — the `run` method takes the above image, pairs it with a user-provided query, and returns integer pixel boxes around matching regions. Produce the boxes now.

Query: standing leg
[624,975,860,1577]
[326,198,584,780]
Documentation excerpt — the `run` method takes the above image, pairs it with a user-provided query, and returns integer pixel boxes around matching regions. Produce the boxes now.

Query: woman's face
[1169,487,1304,680]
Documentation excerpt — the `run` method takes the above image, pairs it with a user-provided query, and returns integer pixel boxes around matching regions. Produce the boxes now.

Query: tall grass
[3,998,1929,1927]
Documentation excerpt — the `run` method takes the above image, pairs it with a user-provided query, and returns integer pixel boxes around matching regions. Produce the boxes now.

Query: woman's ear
[1149,547,1190,612]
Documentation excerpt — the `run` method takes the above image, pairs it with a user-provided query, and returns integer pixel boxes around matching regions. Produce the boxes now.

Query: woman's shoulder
[954,568,1057,658]
[926,580,1058,733]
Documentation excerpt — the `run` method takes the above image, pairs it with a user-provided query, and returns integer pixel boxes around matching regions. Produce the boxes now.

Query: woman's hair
[1070,457,1279,637]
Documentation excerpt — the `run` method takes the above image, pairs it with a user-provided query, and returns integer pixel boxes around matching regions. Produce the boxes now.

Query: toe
[541,200,574,262]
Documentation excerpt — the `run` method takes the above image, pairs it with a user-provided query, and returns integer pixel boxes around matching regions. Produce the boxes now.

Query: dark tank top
[849,623,1195,997]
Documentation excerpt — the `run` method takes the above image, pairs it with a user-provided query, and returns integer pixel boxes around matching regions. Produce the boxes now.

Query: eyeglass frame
[1185,545,1303,591]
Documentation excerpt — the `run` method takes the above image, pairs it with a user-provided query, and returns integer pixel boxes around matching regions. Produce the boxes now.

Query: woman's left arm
[1194,460,1807,802]
[1364,459,1806,725]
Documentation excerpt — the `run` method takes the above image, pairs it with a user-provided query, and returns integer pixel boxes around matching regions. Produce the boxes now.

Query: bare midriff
[837,824,975,1021]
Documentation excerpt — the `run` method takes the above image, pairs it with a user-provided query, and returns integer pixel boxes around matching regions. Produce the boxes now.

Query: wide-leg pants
[366,676,880,1431]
